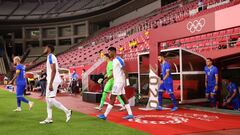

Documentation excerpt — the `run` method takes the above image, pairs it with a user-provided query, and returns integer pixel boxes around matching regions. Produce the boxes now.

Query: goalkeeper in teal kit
[95,54,125,111]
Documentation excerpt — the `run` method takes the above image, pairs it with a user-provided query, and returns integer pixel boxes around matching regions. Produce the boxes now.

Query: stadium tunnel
[138,48,208,108]
[200,47,240,102]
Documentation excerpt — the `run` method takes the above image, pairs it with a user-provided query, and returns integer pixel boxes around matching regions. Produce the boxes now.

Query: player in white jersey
[98,47,133,120]
[40,45,72,124]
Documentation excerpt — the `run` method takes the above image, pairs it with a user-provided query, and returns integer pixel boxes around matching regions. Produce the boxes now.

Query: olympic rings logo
[187,18,206,33]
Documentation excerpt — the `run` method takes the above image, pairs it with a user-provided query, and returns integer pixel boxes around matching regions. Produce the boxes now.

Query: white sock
[125,104,133,115]
[46,99,52,120]
[104,104,113,117]
[51,98,69,114]
[17,107,21,110]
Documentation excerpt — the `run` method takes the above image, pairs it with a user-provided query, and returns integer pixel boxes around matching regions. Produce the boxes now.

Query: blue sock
[17,97,21,107]
[158,92,163,107]
[169,93,177,107]
[19,97,29,104]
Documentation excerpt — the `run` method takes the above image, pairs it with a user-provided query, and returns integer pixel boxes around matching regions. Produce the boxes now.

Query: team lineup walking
[95,53,126,111]
[1,0,240,135]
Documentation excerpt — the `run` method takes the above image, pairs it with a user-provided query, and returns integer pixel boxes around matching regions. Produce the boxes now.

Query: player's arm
[163,64,170,81]
[122,66,130,86]
[104,70,113,82]
[9,70,20,84]
[227,90,237,103]
[215,74,218,85]
[223,92,230,106]
[163,70,170,81]
[214,68,219,91]
[39,74,46,81]
[205,75,208,87]
[104,72,108,78]
[49,63,56,91]
[122,66,129,79]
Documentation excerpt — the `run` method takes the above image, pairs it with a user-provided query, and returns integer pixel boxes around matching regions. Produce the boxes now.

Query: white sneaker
[119,106,126,111]
[66,110,72,123]
[13,108,21,112]
[95,106,102,111]
[39,119,53,124]
[29,102,34,110]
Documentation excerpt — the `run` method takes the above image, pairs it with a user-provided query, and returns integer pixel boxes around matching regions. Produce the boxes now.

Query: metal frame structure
[161,48,207,103]
[138,48,208,104]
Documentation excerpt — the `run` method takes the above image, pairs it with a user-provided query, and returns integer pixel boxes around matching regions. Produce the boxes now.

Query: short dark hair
[223,76,233,82]
[206,58,213,62]
[108,47,116,52]
[46,45,55,53]
[104,53,110,58]
[158,52,166,57]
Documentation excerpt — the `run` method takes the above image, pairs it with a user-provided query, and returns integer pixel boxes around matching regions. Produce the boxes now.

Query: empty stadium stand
[32,0,240,72]
[160,26,240,52]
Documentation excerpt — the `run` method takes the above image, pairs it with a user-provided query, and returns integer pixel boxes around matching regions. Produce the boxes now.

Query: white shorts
[46,82,61,98]
[111,82,126,96]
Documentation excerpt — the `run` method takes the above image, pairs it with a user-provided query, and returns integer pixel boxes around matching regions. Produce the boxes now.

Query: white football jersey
[46,53,62,83]
[112,56,126,83]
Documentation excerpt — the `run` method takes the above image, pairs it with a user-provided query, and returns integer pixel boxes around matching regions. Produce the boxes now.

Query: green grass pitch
[0,89,148,135]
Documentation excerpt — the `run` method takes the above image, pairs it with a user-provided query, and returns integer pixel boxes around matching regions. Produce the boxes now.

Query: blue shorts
[16,84,26,97]
[206,85,216,94]
[158,83,174,94]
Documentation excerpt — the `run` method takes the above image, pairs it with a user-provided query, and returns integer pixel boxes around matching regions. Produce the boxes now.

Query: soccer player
[222,78,240,110]
[95,53,125,111]
[157,53,178,112]
[98,47,133,120]
[9,56,34,112]
[40,45,72,124]
[204,58,218,107]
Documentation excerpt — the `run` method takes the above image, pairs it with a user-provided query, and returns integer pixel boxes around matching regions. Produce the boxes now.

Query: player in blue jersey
[204,58,218,107]
[157,53,178,112]
[222,78,240,110]
[9,56,34,112]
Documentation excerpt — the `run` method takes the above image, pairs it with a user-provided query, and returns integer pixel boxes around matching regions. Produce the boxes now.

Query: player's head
[43,45,55,54]
[158,52,165,63]
[82,69,86,73]
[206,58,213,67]
[104,53,111,61]
[13,56,21,65]
[222,77,232,85]
[108,47,117,58]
